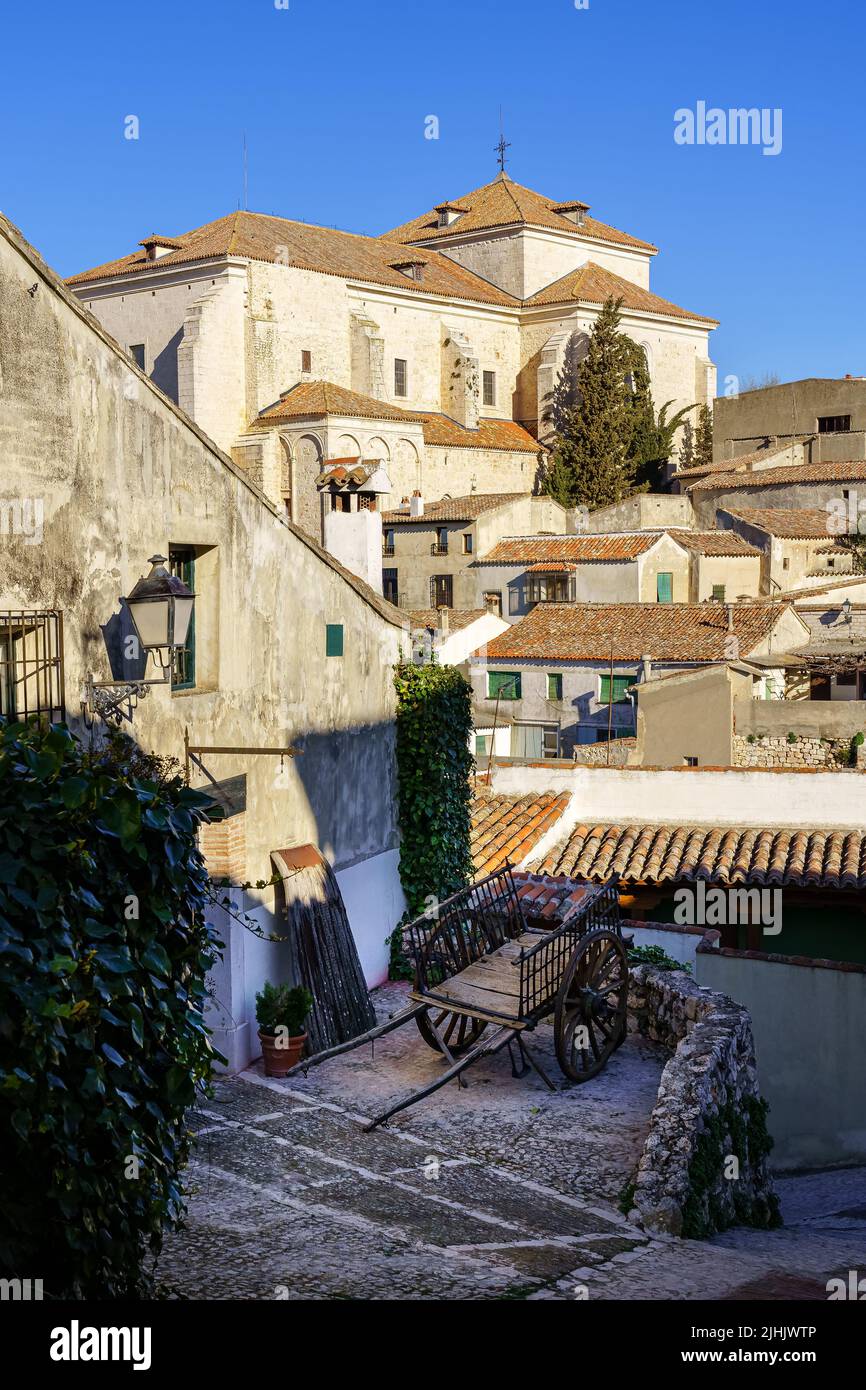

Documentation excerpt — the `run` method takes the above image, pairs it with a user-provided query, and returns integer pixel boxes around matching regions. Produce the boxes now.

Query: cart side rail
[515,879,621,1020]
[406,864,527,995]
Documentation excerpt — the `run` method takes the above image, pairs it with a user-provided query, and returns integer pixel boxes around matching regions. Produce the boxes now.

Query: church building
[68,172,717,537]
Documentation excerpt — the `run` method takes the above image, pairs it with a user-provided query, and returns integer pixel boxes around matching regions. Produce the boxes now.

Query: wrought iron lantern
[82,555,196,725]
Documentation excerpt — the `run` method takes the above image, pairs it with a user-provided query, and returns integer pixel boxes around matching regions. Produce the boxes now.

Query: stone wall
[626,965,779,1238]
[571,738,636,766]
[733,733,854,769]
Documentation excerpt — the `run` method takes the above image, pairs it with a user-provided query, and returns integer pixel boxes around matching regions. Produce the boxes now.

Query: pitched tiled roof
[409,608,490,632]
[675,439,815,482]
[67,210,519,307]
[481,601,792,662]
[535,823,866,890]
[257,380,412,424]
[477,534,663,564]
[523,260,718,325]
[664,529,761,556]
[384,174,658,253]
[471,792,571,879]
[382,493,528,523]
[722,508,835,539]
[255,381,540,453]
[686,460,866,492]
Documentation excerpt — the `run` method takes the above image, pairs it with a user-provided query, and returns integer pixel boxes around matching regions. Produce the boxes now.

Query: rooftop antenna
[494,107,511,175]
[243,132,248,211]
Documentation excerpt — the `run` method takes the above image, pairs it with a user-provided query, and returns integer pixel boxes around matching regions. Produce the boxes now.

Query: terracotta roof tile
[384,173,658,254]
[722,508,836,539]
[535,823,866,890]
[67,209,519,307]
[665,529,761,556]
[255,381,539,454]
[480,601,792,663]
[687,460,866,492]
[477,534,663,564]
[523,260,717,325]
[382,493,528,524]
[471,791,571,879]
[408,608,489,632]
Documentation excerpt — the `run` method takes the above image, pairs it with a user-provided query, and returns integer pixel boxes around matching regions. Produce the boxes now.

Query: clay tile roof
[409,608,490,632]
[722,508,836,539]
[523,260,718,325]
[480,601,792,663]
[687,460,866,491]
[67,209,519,307]
[471,791,572,880]
[254,381,540,454]
[384,173,658,254]
[533,823,866,890]
[477,533,664,564]
[663,529,762,556]
[382,493,528,524]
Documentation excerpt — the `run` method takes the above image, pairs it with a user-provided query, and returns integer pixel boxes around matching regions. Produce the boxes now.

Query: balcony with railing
[430,542,449,556]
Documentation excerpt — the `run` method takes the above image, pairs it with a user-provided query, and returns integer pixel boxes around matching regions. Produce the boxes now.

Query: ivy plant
[0,721,223,1298]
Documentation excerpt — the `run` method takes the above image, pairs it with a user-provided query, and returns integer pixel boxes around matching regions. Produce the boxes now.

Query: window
[129,343,146,371]
[488,671,521,700]
[394,358,408,397]
[169,548,196,690]
[711,584,726,602]
[0,609,65,722]
[683,756,699,767]
[510,723,558,758]
[547,673,563,700]
[382,568,398,604]
[782,557,790,570]
[326,623,344,657]
[475,732,492,757]
[431,527,449,556]
[430,574,453,608]
[656,572,673,603]
[526,573,571,604]
[383,529,395,557]
[301,349,312,373]
[482,370,496,407]
[462,533,473,555]
[818,415,851,433]
[599,674,633,704]
[508,587,521,616]
[484,591,503,617]
[836,671,857,687]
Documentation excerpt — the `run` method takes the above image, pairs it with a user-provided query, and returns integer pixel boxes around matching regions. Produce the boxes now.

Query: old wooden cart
[289,866,628,1130]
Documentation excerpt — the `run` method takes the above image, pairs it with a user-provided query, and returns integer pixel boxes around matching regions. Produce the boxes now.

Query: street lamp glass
[125,555,196,653]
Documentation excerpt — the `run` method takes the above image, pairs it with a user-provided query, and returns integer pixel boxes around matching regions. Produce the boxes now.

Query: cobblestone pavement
[158,983,866,1301]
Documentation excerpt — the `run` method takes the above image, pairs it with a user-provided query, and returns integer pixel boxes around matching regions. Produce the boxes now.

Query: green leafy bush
[851,731,865,764]
[255,982,313,1036]
[0,721,223,1298]
[786,731,798,744]
[391,663,474,975]
[627,943,689,973]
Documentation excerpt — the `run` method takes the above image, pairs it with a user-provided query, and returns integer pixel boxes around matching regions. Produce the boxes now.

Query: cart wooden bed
[288,865,628,1131]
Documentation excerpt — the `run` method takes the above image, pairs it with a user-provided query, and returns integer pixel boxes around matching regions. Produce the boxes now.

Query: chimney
[725,603,735,632]
[410,489,424,518]
[438,606,450,637]
[399,496,410,512]
[640,653,653,682]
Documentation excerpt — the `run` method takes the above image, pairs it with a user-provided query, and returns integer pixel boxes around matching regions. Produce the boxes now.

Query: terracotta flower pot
[258,1029,307,1078]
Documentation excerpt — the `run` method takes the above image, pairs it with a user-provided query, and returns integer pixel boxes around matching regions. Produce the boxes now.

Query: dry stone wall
[626,965,779,1238]
[733,733,854,769]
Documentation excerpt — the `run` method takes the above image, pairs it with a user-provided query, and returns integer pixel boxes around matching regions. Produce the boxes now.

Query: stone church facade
[68,173,717,537]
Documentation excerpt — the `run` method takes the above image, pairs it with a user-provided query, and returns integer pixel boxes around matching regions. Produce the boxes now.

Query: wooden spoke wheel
[554,928,628,1083]
[416,1006,487,1057]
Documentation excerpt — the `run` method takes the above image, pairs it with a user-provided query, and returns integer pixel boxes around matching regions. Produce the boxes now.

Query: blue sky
[1,0,862,390]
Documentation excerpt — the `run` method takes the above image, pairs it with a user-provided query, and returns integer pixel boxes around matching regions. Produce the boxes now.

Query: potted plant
[255,981,314,1077]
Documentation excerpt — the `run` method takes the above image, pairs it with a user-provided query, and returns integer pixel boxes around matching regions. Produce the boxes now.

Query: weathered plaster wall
[0,212,407,1064]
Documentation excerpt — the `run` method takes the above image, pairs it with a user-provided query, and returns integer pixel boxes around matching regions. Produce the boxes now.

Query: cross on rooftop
[494,120,511,173]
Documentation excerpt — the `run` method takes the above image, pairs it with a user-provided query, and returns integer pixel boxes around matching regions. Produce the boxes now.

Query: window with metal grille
[818,415,851,433]
[482,370,496,407]
[0,610,65,723]
[394,358,408,397]
[301,349,312,373]
[169,548,196,690]
[430,574,452,608]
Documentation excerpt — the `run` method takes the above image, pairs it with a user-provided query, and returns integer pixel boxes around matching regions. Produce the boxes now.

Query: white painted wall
[336,848,406,987]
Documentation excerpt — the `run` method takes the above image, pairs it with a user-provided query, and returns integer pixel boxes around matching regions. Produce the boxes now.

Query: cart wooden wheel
[416,1006,488,1057]
[554,928,628,1082]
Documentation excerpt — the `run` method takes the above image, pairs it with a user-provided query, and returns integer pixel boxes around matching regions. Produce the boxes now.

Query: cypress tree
[695,404,714,468]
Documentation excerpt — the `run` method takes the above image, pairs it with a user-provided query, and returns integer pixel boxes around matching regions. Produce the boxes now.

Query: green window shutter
[169,548,196,690]
[712,584,726,602]
[547,673,562,700]
[326,623,344,657]
[488,671,521,700]
[656,572,673,603]
[600,675,632,704]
